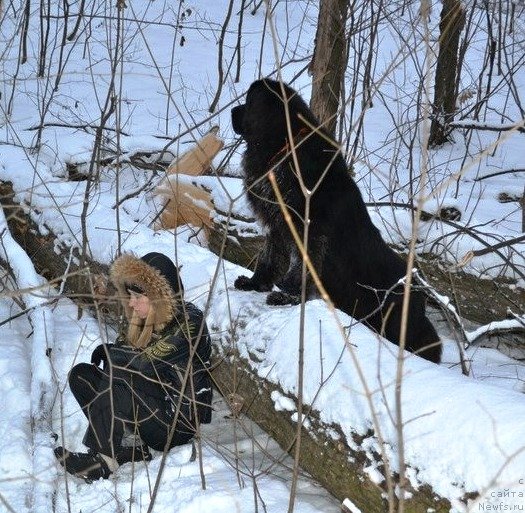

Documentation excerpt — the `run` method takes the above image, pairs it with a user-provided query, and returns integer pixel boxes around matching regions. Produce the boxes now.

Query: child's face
[128,290,151,319]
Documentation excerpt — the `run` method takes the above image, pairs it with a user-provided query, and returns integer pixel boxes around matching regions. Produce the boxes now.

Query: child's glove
[91,344,110,369]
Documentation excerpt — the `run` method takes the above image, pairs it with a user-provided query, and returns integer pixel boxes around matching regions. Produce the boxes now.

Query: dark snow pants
[68,363,194,457]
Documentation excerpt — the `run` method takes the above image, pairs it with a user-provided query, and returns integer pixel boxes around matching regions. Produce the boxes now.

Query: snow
[209,291,525,501]
[271,391,297,412]
[342,498,363,513]
[1,1,525,512]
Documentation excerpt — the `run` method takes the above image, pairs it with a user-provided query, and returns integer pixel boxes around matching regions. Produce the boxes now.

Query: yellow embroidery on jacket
[143,337,175,359]
[141,318,197,360]
[177,320,196,340]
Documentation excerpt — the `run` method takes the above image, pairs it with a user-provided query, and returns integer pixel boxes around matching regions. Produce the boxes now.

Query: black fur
[232,78,442,363]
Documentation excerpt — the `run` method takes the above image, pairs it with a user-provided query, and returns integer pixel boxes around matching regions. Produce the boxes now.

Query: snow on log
[0,207,56,512]
[205,286,525,512]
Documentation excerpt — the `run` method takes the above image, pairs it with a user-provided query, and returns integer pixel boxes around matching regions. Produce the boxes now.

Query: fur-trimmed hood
[110,252,184,330]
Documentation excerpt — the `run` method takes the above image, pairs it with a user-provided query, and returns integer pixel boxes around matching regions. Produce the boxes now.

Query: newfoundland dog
[231,78,441,363]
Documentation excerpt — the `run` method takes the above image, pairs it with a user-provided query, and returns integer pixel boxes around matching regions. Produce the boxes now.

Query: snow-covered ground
[1,1,524,512]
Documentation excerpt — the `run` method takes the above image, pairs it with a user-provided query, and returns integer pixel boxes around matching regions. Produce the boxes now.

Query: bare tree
[309,0,350,138]
[429,0,466,146]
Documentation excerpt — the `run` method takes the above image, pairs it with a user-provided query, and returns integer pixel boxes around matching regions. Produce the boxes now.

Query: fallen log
[0,180,454,512]
[213,352,451,513]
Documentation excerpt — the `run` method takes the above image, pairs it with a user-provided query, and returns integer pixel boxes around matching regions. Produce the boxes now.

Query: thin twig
[474,168,525,181]
[209,0,235,112]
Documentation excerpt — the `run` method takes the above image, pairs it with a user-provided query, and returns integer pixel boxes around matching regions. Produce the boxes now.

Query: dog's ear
[231,105,245,135]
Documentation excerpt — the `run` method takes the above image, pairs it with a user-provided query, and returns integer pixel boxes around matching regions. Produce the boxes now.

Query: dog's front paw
[234,275,273,292]
[233,276,257,290]
[234,275,255,290]
[266,291,300,306]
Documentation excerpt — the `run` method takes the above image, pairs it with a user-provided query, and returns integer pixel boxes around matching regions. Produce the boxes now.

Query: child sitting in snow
[54,252,213,482]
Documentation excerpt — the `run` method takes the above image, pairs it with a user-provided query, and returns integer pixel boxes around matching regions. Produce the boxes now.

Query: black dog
[231,78,441,363]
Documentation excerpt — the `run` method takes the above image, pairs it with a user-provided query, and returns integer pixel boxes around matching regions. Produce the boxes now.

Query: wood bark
[153,128,223,230]
[429,0,466,146]
[309,0,350,137]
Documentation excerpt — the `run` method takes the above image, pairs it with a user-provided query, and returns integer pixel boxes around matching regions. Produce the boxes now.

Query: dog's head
[231,79,309,142]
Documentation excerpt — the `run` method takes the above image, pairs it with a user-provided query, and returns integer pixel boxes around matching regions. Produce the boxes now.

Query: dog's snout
[231,105,245,135]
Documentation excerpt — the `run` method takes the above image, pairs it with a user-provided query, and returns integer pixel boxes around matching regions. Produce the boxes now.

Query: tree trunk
[309,0,350,138]
[429,0,466,146]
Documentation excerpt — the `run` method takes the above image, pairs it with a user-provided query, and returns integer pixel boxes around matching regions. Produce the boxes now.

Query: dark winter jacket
[99,252,213,424]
